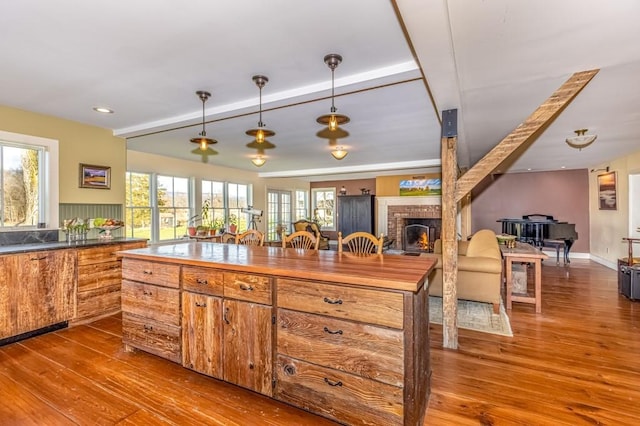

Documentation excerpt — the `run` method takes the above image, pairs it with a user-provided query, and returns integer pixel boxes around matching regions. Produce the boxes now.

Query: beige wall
[590,149,640,266]
[0,105,126,204]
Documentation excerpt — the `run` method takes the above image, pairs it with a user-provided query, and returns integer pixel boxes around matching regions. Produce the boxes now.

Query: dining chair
[220,232,236,244]
[282,230,319,250]
[338,231,384,254]
[235,229,265,246]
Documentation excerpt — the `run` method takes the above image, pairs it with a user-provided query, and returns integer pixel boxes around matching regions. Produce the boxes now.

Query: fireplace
[402,218,441,253]
[385,203,441,250]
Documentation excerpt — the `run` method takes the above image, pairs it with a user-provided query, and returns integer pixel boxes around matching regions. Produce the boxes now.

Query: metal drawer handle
[30,255,47,261]
[239,283,254,291]
[143,270,153,275]
[196,278,208,285]
[323,326,343,335]
[283,364,296,375]
[323,297,342,305]
[324,378,343,387]
[143,290,153,296]
[223,307,230,324]
[195,302,207,308]
[143,325,153,332]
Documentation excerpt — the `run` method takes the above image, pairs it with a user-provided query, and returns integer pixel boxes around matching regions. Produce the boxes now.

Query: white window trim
[311,187,336,231]
[0,130,59,230]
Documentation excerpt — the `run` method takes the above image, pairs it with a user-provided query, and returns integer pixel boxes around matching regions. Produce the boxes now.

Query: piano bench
[543,239,566,265]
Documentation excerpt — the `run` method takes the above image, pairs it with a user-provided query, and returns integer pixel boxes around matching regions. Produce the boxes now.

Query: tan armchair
[422,229,503,314]
[293,220,329,250]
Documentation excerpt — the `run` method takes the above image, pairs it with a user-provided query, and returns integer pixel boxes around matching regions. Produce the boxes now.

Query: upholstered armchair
[292,220,330,250]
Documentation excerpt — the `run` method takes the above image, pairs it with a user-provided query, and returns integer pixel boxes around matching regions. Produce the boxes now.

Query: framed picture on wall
[597,171,616,210]
[79,163,111,189]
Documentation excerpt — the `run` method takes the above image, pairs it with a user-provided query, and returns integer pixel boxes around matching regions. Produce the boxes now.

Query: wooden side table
[501,242,548,313]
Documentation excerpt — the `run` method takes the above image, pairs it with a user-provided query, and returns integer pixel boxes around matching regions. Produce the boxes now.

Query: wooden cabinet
[121,258,181,362]
[1,250,77,340]
[275,277,424,426]
[181,266,273,396]
[75,241,146,323]
[337,195,375,235]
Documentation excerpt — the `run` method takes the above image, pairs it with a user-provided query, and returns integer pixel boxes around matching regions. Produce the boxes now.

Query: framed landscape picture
[79,163,111,189]
[597,171,616,210]
[399,178,441,196]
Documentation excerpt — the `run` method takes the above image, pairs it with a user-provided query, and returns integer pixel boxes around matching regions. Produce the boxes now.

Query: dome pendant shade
[316,54,350,131]
[245,75,275,143]
[251,155,266,167]
[331,146,348,160]
[190,90,218,151]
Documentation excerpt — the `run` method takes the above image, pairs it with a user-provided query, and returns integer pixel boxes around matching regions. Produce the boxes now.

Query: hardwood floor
[1,259,638,425]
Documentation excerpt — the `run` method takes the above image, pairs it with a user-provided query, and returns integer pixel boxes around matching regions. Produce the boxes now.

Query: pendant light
[316,54,350,131]
[566,128,597,150]
[190,90,218,151]
[245,75,275,144]
[331,146,348,160]
[251,155,266,167]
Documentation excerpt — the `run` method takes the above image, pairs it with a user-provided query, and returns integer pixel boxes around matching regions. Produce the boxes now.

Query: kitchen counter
[0,237,147,255]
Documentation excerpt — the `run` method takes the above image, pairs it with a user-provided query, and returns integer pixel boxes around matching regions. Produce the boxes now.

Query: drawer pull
[143,270,153,275]
[143,290,153,296]
[323,297,343,305]
[324,378,343,387]
[283,364,296,376]
[223,307,230,324]
[323,326,343,335]
[30,255,47,261]
[143,325,153,332]
[195,301,207,308]
[196,278,208,285]
[239,283,254,291]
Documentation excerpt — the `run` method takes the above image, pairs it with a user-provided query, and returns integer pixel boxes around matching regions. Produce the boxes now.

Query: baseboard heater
[0,321,68,347]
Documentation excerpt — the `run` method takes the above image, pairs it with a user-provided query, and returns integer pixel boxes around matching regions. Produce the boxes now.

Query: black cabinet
[337,195,375,236]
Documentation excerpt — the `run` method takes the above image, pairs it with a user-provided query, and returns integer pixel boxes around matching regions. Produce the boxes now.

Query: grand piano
[497,214,578,264]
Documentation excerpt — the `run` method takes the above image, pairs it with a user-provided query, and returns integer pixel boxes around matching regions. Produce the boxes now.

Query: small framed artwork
[597,171,617,210]
[79,163,111,189]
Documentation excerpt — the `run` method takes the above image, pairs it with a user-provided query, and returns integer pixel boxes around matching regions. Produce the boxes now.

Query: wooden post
[441,110,458,349]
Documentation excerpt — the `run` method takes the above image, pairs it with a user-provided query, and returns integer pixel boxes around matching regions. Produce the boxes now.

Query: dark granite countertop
[0,237,148,255]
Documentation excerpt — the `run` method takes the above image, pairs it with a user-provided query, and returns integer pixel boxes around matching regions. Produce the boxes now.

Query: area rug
[429,296,513,337]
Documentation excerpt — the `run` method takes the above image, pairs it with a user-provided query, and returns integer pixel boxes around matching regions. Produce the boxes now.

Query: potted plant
[187,214,200,237]
[198,200,212,236]
[212,216,225,235]
[228,214,238,233]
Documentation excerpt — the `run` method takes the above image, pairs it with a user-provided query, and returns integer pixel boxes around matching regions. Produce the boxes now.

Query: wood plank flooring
[1,259,638,425]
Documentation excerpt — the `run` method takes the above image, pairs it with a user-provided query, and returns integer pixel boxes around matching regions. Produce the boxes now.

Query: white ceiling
[2,1,639,179]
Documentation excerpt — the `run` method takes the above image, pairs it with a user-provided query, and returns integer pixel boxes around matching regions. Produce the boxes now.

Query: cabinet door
[0,255,18,338]
[182,292,223,378]
[338,195,374,235]
[15,250,77,335]
[223,299,273,396]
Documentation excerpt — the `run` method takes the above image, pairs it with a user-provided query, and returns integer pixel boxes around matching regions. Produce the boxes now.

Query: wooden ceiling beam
[454,69,599,203]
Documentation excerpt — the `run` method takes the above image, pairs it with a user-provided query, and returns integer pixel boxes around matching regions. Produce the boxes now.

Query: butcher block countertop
[118,242,435,293]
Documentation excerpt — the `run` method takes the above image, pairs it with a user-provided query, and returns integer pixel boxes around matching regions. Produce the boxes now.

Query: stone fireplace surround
[376,197,442,251]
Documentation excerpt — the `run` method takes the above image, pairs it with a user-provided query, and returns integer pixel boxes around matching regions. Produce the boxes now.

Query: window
[125,172,152,240]
[267,189,292,240]
[311,188,336,230]
[0,131,58,229]
[294,190,308,222]
[202,180,250,232]
[157,175,190,240]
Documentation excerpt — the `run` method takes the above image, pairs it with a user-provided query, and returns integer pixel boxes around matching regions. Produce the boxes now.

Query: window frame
[311,187,336,231]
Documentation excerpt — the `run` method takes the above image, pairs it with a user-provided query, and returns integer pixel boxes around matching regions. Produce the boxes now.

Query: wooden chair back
[282,230,319,250]
[235,229,264,246]
[338,231,384,254]
[220,232,236,244]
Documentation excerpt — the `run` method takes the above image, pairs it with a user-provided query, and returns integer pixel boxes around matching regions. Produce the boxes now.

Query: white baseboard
[589,254,618,270]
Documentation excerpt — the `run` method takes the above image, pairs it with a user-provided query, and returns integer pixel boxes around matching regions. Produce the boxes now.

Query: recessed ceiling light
[93,106,114,114]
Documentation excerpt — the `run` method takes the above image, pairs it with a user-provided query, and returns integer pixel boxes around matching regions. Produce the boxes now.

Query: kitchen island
[119,242,435,426]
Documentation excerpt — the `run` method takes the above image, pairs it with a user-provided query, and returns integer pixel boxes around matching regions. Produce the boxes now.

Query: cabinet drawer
[275,354,403,426]
[277,279,404,329]
[224,272,272,304]
[277,309,404,387]
[122,312,181,363]
[76,284,121,320]
[78,245,121,266]
[182,266,224,296]
[121,280,180,326]
[122,258,180,288]
[78,261,121,291]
